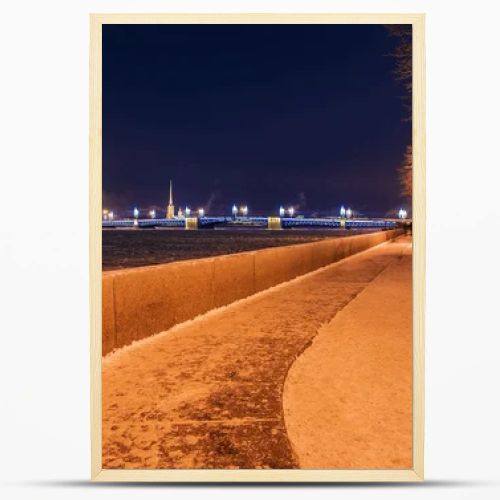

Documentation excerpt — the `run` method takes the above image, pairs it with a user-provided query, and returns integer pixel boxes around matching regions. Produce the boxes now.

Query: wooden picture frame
[90,12,425,482]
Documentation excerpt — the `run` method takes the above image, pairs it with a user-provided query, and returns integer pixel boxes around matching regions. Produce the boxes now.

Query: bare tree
[386,25,412,119]
[386,25,412,198]
[399,144,412,199]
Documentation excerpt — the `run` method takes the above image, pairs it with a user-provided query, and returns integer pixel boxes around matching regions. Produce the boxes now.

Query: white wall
[1,1,499,499]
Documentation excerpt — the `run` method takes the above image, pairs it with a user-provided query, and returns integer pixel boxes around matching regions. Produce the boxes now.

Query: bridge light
[232,204,238,216]
[133,207,139,219]
[279,206,285,217]
[340,205,346,218]
[288,207,295,217]
[198,208,205,217]
[108,211,114,221]
[149,209,156,219]
[346,208,352,219]
[185,206,191,217]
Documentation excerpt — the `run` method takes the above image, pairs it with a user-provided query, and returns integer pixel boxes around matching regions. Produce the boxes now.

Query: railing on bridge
[138,218,184,228]
[102,220,134,227]
[198,216,230,227]
[281,218,396,229]
[346,219,397,229]
[282,218,342,228]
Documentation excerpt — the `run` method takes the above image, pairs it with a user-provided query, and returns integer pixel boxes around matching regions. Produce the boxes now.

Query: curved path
[102,238,408,469]
[284,237,412,469]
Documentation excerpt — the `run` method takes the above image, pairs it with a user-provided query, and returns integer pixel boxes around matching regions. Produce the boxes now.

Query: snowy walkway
[102,237,410,469]
[283,236,412,469]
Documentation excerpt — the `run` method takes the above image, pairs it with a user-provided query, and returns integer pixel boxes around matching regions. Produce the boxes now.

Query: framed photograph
[90,13,425,482]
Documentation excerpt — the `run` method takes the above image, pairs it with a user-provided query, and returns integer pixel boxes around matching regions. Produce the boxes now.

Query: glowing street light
[198,208,205,217]
[241,206,248,217]
[288,207,295,217]
[102,209,108,221]
[108,211,114,221]
[398,208,407,219]
[133,207,139,219]
[345,208,352,219]
[149,209,156,219]
[279,206,285,217]
[185,206,191,217]
[340,205,346,218]
[232,204,238,217]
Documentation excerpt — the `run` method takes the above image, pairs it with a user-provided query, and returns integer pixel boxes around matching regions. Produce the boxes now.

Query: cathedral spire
[166,179,175,219]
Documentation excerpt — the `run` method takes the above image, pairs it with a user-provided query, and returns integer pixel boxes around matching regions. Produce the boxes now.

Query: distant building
[166,179,175,219]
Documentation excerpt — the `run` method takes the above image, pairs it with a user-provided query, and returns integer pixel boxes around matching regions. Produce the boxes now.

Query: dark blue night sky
[103,24,411,217]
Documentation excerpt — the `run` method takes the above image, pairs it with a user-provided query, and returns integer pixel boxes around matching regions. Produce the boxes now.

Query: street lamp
[232,204,238,218]
[340,205,346,218]
[108,211,114,221]
[198,208,205,217]
[346,208,352,219]
[133,207,139,219]
[241,206,248,217]
[279,206,285,217]
[149,209,156,219]
[288,207,295,217]
[102,209,108,221]
[185,206,191,217]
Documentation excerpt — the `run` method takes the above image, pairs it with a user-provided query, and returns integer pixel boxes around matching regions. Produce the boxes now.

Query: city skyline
[103,24,411,217]
[102,176,407,220]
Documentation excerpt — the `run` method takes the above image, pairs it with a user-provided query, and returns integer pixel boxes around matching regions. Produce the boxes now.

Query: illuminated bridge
[102,216,399,230]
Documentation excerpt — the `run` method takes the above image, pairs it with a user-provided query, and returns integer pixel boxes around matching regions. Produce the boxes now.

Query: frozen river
[102,227,380,270]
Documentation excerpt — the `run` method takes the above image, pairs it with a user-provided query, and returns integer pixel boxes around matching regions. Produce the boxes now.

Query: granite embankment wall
[102,229,403,355]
